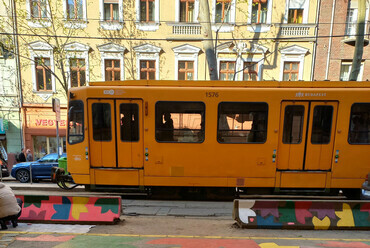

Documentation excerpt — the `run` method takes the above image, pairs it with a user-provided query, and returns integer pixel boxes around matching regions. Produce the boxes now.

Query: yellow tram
[66,80,370,197]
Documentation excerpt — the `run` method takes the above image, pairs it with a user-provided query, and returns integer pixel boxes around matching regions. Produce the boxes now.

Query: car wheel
[16,169,30,183]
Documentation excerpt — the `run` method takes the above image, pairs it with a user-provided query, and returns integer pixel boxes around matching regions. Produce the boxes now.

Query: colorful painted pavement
[1,232,370,248]
[234,200,370,229]
[15,195,121,223]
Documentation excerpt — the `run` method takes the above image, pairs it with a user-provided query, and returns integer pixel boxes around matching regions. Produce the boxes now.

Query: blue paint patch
[52,197,72,220]
[256,215,283,229]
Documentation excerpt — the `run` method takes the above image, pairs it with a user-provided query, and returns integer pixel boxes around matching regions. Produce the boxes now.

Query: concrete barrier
[233,199,370,229]
[15,195,121,224]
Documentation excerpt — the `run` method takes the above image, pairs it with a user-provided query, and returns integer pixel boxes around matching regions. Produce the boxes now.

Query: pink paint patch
[287,222,295,225]
[148,238,260,248]
[318,241,370,248]
[16,234,75,242]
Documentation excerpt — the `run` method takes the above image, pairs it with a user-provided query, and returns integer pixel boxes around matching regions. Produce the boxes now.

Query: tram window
[120,103,139,142]
[311,106,333,144]
[348,103,370,144]
[155,101,205,143]
[68,100,84,144]
[92,103,112,141]
[282,105,304,144]
[217,102,268,143]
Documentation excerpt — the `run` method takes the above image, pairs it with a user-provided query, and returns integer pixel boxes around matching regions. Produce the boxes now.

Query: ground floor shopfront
[22,106,67,161]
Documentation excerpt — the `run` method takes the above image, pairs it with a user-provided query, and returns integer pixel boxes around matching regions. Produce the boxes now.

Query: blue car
[11,153,66,183]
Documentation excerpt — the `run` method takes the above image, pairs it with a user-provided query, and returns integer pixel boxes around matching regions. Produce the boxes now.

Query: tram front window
[68,100,84,144]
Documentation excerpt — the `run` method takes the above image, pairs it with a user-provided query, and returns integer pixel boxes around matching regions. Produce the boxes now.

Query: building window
[105,59,120,81]
[215,0,231,23]
[140,0,155,22]
[180,0,195,22]
[35,57,52,91]
[33,136,66,160]
[348,103,370,144]
[178,61,194,80]
[340,61,363,81]
[243,62,258,81]
[155,101,205,143]
[288,9,303,23]
[30,0,48,19]
[70,58,86,87]
[140,60,156,79]
[104,0,119,21]
[283,61,299,81]
[219,61,235,81]
[66,0,83,20]
[252,0,267,24]
[218,102,268,143]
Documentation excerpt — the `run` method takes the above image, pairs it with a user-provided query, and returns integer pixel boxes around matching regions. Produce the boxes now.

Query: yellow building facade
[10,0,318,156]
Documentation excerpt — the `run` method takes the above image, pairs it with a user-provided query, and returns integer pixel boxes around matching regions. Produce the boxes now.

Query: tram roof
[89,80,370,88]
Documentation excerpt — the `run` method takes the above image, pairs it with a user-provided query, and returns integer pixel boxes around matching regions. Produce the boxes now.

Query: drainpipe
[325,0,337,80]
[11,0,24,148]
[311,0,321,81]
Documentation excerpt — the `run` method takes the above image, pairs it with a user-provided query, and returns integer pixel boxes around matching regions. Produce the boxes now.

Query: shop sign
[35,119,66,127]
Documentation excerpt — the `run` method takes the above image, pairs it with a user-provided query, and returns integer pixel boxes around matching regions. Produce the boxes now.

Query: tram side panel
[331,95,370,189]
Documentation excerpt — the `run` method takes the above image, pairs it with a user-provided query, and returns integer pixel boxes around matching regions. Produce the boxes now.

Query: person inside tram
[161,112,174,141]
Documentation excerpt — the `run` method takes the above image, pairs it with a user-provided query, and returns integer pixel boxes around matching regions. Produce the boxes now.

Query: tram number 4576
[206,92,219,98]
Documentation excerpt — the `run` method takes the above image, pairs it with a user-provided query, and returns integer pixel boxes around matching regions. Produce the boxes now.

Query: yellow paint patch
[312,216,331,230]
[335,203,355,227]
[71,197,89,220]
[259,243,299,248]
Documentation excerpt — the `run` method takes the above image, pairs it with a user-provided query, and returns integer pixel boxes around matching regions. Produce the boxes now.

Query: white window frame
[172,44,201,80]
[28,41,56,100]
[279,45,308,81]
[63,0,88,29]
[175,0,199,22]
[247,0,273,32]
[211,0,236,32]
[65,42,90,88]
[284,0,310,24]
[345,1,369,37]
[340,61,364,81]
[98,43,126,81]
[134,43,161,80]
[26,0,51,28]
[135,0,160,31]
[99,0,124,30]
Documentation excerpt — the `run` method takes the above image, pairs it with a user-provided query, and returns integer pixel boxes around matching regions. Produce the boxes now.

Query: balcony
[167,23,202,41]
[280,25,311,36]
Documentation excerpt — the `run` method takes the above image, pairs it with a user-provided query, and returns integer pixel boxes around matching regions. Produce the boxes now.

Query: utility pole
[198,0,218,80]
[349,0,366,81]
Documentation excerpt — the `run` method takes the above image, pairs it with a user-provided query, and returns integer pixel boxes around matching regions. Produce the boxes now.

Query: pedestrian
[0,182,22,229]
[18,148,26,163]
[26,149,33,162]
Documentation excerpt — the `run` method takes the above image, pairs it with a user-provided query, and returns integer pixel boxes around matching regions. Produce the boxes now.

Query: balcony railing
[172,24,201,35]
[280,26,311,36]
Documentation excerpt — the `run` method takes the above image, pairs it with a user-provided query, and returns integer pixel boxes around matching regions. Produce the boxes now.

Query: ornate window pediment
[133,43,162,53]
[97,43,126,53]
[65,42,90,52]
[172,44,201,54]
[28,41,53,51]
[280,45,309,55]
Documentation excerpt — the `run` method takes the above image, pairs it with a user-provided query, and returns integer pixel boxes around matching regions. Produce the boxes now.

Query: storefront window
[32,136,66,160]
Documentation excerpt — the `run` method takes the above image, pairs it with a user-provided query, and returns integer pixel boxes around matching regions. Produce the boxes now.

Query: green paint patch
[24,196,50,208]
[54,235,142,248]
[95,198,120,214]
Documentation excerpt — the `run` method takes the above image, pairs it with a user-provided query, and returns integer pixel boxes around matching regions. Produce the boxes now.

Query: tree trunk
[349,0,366,81]
[198,0,218,80]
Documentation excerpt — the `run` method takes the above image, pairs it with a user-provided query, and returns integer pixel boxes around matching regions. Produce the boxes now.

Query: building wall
[314,0,370,81]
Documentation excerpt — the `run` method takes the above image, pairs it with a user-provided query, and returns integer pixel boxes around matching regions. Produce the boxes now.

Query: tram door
[88,99,116,168]
[277,101,338,171]
[116,100,143,168]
